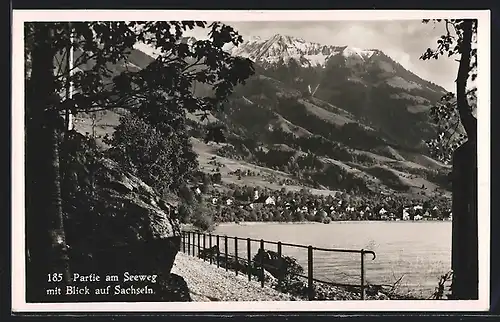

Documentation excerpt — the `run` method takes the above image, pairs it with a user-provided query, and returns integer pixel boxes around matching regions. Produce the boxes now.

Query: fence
[180,230,376,300]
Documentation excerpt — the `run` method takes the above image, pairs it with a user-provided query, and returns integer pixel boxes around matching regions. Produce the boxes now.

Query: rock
[60,132,181,299]
[250,268,278,286]
[252,248,305,280]
[198,245,220,261]
[157,273,192,302]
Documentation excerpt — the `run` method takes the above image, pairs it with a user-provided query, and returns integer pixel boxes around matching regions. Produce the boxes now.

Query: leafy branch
[420,19,477,163]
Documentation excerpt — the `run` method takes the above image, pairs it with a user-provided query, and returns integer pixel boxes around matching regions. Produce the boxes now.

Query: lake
[212,221,451,298]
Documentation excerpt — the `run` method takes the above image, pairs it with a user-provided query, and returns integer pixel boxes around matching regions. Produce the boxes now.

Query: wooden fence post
[197,232,201,258]
[277,242,283,286]
[235,237,239,276]
[203,233,206,261]
[192,231,195,255]
[308,246,314,300]
[182,231,185,253]
[224,235,228,271]
[360,249,365,300]
[216,235,220,268]
[247,238,252,281]
[260,239,265,288]
[209,233,213,264]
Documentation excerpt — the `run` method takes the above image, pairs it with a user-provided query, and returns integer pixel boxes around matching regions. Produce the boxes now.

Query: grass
[73,108,451,199]
[192,138,341,196]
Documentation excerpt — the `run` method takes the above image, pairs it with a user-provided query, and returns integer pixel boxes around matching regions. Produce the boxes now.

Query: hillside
[73,33,452,203]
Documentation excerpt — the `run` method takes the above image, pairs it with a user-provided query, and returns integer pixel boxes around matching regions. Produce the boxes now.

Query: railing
[180,230,376,300]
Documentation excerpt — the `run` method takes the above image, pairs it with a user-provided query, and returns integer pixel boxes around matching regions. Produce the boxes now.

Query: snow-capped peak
[342,47,376,60]
[229,34,379,68]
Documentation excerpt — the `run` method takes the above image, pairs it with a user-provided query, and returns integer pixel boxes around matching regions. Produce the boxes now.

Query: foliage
[420,20,477,82]
[26,21,254,121]
[424,92,470,164]
[429,270,453,299]
[179,184,197,205]
[104,112,189,193]
[211,172,222,184]
[25,21,255,198]
[420,19,477,163]
[60,131,104,226]
[26,20,256,200]
[177,203,193,224]
[191,202,216,232]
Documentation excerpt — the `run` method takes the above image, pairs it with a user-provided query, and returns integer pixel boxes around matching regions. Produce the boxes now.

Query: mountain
[226,34,448,149]
[73,33,452,200]
[229,34,376,68]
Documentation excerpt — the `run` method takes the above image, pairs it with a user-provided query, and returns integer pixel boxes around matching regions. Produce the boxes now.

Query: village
[186,181,453,224]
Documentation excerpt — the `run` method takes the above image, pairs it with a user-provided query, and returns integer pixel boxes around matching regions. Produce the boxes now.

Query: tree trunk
[456,19,477,141]
[26,23,71,302]
[451,141,478,299]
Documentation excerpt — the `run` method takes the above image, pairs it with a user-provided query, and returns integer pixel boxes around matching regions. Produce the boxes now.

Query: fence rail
[180,230,376,300]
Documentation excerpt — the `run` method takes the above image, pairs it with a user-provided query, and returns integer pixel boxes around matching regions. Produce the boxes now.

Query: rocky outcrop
[59,131,183,301]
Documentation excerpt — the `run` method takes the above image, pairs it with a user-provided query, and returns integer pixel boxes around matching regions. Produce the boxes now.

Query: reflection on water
[214,221,451,297]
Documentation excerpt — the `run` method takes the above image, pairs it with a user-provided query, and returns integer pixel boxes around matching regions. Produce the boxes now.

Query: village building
[402,208,411,220]
[265,196,276,205]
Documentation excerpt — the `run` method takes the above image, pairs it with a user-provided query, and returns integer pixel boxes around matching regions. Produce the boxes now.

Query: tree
[212,172,222,183]
[420,19,478,300]
[25,24,72,300]
[25,21,254,297]
[191,202,215,232]
[105,112,186,193]
[122,90,198,190]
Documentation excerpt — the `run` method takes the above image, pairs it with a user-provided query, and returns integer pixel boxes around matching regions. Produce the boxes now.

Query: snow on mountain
[342,46,376,61]
[229,34,381,68]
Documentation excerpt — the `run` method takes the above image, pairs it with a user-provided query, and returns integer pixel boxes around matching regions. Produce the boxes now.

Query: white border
[12,10,491,313]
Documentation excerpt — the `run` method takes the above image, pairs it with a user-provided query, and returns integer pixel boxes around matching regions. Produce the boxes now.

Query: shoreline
[215,220,451,227]
[182,220,451,232]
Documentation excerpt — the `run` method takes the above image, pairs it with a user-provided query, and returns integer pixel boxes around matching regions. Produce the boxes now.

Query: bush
[179,184,196,205]
[192,203,216,232]
[212,172,222,184]
[177,203,193,224]
[105,113,197,194]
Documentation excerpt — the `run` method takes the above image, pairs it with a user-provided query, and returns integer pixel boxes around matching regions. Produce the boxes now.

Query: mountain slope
[73,34,452,200]
[228,34,447,150]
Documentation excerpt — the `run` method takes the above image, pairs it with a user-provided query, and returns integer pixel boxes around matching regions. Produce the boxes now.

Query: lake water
[212,221,451,298]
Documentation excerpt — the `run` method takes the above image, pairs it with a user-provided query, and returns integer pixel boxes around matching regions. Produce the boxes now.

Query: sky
[185,20,459,92]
